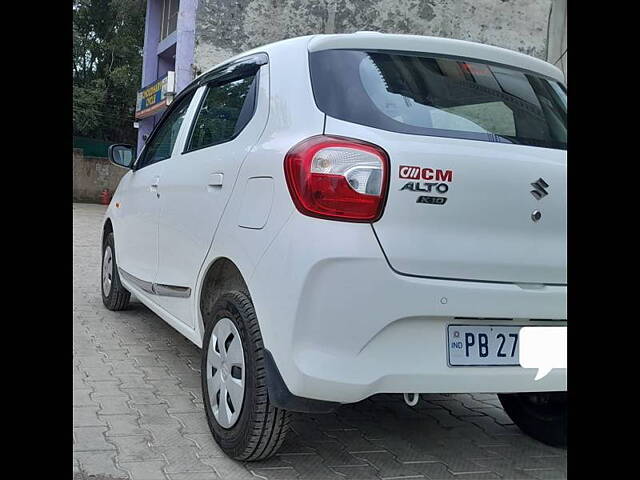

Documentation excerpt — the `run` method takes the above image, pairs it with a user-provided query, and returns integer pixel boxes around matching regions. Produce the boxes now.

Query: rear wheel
[201,291,290,461]
[498,391,567,448]
[101,232,130,311]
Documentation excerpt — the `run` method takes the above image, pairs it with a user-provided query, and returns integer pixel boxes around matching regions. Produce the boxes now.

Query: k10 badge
[417,196,447,205]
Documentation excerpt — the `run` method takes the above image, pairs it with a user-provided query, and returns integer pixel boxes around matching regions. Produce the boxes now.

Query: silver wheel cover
[102,245,113,296]
[207,317,245,428]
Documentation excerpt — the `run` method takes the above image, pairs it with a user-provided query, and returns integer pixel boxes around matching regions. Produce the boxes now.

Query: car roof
[196,32,565,84]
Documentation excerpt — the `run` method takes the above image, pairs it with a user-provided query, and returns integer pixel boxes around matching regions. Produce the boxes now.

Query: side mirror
[108,144,135,169]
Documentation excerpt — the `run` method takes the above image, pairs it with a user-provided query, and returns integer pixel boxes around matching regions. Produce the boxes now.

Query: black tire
[498,391,567,448]
[201,291,290,461]
[101,232,131,311]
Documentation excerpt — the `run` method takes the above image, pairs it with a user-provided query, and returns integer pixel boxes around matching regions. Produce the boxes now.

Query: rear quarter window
[309,49,566,150]
[186,74,258,152]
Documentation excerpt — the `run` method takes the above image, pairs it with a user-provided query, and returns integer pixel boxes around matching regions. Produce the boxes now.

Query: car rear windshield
[309,49,567,150]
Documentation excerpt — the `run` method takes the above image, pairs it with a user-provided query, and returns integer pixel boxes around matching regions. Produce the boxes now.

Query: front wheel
[498,391,567,448]
[201,291,290,461]
[101,232,130,311]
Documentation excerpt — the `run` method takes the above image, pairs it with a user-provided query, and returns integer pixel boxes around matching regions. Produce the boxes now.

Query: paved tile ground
[73,203,567,480]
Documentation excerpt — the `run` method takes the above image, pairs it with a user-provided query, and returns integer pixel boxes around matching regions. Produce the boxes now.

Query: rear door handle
[208,173,224,187]
[150,176,160,198]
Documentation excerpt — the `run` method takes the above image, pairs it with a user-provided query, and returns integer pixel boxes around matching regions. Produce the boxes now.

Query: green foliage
[73,0,146,144]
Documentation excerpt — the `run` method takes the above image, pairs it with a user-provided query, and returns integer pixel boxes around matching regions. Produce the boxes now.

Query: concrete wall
[546,0,567,81]
[193,0,559,77]
[73,149,128,203]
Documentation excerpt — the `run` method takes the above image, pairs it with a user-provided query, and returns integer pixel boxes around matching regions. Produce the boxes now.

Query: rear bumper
[251,214,567,405]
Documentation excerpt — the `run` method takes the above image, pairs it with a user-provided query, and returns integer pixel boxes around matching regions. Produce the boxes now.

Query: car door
[153,55,269,327]
[115,91,195,289]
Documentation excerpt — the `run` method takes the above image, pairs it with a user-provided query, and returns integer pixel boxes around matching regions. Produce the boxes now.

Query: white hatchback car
[103,32,567,460]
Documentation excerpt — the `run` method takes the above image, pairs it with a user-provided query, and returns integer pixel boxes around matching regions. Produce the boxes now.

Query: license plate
[448,325,521,366]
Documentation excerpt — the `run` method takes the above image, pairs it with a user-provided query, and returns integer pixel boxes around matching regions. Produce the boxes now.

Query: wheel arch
[197,257,251,342]
[102,217,113,247]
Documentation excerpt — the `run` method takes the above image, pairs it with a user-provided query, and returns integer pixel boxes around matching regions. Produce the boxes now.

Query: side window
[186,74,257,152]
[139,91,195,169]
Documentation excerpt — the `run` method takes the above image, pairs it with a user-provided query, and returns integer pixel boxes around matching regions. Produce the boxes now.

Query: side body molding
[119,268,191,298]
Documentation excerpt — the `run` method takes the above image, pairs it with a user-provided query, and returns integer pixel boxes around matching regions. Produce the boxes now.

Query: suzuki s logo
[530,178,549,200]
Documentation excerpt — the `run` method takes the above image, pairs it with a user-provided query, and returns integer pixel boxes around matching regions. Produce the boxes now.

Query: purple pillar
[137,0,162,153]
[176,0,197,91]
[136,0,197,154]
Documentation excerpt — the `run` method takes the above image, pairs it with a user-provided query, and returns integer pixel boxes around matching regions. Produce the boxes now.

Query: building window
[161,0,179,40]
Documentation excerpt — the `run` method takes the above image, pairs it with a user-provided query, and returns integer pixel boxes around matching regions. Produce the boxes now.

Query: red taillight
[284,135,390,222]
